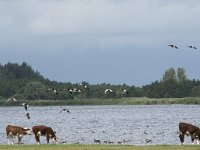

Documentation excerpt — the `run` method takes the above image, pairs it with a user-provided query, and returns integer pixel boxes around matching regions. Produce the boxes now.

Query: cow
[32,125,57,144]
[6,125,32,145]
[179,122,200,145]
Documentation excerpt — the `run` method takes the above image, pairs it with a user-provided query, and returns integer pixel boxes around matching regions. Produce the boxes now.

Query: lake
[0,105,200,145]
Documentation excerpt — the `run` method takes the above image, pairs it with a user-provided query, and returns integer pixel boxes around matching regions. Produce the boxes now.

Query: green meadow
[0,144,199,150]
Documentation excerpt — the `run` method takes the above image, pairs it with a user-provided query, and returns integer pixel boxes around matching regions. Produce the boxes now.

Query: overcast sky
[0,0,200,86]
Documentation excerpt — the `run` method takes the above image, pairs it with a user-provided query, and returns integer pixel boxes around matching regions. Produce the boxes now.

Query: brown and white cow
[6,125,32,145]
[179,122,200,145]
[32,125,57,144]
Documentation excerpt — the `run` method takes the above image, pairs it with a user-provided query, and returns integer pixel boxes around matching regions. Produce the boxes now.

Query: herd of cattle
[5,122,200,145]
[6,125,57,145]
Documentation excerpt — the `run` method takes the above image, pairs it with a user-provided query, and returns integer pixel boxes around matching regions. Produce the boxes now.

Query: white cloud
[1,0,200,85]
[0,0,200,52]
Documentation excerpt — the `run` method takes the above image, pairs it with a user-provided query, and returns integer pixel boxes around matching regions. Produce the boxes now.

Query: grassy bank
[1,97,200,106]
[0,144,199,150]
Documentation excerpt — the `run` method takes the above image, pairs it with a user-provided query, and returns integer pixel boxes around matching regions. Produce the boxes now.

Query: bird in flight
[104,89,114,94]
[22,103,28,111]
[187,46,197,49]
[48,88,58,95]
[168,45,178,49]
[26,113,30,119]
[7,97,17,102]
[59,107,70,113]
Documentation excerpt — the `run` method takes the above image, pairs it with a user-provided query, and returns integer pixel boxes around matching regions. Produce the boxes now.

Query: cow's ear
[54,131,56,134]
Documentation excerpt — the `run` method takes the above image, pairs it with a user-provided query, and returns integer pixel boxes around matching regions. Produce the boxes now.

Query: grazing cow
[179,122,200,145]
[6,125,32,145]
[32,125,57,144]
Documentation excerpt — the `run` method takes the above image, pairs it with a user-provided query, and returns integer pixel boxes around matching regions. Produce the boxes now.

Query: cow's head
[24,127,32,135]
[193,128,200,144]
[48,128,57,142]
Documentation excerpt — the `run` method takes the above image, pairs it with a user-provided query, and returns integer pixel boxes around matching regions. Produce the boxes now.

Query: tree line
[0,62,200,101]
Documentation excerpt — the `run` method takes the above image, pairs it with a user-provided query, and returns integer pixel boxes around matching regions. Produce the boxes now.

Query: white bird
[67,88,82,94]
[104,89,114,94]
[22,103,28,110]
[122,89,129,94]
[59,107,70,113]
[48,88,58,95]
[7,97,17,102]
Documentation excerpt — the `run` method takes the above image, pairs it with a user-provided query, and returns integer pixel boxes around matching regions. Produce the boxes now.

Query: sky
[0,0,200,87]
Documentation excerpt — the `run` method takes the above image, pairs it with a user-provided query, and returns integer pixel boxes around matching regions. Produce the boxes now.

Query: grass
[0,144,199,150]
[1,97,200,106]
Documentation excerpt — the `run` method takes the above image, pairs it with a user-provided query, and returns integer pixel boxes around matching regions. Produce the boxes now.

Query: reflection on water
[1,105,200,145]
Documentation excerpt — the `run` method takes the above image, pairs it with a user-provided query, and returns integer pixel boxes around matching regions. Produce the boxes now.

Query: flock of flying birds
[6,85,129,120]
[6,97,70,120]
[168,44,197,49]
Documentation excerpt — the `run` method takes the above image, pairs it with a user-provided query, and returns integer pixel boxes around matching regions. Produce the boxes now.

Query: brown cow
[179,122,200,145]
[32,125,57,144]
[6,125,32,145]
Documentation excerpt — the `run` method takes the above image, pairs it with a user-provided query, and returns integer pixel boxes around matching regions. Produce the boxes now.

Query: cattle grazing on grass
[32,125,57,144]
[6,125,32,145]
[179,122,200,145]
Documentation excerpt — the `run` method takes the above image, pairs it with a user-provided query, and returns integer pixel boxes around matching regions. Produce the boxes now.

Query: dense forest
[0,62,200,101]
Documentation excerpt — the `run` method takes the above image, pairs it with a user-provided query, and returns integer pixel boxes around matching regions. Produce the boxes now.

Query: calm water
[1,105,200,145]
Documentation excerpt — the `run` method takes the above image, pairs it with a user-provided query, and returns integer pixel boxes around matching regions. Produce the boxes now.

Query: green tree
[177,67,187,82]
[24,81,46,100]
[162,67,177,82]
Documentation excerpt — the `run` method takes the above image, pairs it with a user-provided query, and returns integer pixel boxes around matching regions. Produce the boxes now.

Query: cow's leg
[18,134,25,144]
[191,137,195,145]
[179,133,184,145]
[191,133,196,145]
[46,135,50,144]
[197,138,200,145]
[35,134,40,145]
[17,136,22,144]
[7,133,14,145]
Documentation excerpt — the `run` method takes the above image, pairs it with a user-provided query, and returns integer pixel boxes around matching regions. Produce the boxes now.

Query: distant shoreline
[1,97,200,106]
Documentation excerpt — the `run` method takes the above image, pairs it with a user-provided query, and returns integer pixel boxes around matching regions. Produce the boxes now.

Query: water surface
[1,105,199,145]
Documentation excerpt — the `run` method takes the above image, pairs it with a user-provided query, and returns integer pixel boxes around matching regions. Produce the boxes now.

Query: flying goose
[187,46,197,49]
[168,44,178,49]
